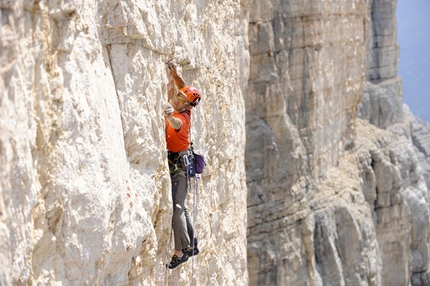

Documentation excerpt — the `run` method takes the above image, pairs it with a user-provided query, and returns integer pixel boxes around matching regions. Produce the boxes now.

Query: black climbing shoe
[183,246,199,257]
[168,253,189,269]
[183,238,199,257]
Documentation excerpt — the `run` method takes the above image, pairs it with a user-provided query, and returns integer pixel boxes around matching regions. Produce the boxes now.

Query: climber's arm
[166,113,182,130]
[167,61,186,89]
[164,104,182,130]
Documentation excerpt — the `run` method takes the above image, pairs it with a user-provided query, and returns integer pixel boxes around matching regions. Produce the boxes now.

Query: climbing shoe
[183,238,199,257]
[168,253,189,269]
[183,246,199,257]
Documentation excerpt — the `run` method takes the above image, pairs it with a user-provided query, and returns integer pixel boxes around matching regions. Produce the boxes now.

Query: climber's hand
[167,60,177,72]
[165,103,174,116]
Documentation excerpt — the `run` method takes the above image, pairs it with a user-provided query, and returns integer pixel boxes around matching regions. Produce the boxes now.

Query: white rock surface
[404,104,430,190]
[1,0,250,284]
[2,0,430,285]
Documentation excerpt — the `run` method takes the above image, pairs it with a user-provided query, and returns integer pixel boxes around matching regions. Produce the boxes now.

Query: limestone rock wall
[246,0,430,285]
[246,0,369,284]
[403,104,430,285]
[359,0,403,128]
[2,0,429,285]
[404,105,430,190]
[0,0,250,285]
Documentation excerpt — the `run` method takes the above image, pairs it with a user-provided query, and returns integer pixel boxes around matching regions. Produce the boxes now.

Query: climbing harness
[167,149,195,178]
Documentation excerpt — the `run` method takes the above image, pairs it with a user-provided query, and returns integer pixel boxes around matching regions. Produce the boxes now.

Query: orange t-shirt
[166,111,191,152]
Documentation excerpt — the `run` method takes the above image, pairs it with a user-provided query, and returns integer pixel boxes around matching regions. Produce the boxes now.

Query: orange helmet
[179,86,202,107]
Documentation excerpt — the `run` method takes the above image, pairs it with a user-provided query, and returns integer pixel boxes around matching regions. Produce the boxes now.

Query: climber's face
[172,91,190,111]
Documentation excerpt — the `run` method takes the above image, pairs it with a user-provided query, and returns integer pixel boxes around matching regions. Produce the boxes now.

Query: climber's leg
[184,206,195,244]
[171,176,191,250]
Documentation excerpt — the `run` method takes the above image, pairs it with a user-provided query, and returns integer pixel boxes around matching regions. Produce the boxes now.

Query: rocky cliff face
[2,0,430,285]
[1,0,250,285]
[246,0,430,286]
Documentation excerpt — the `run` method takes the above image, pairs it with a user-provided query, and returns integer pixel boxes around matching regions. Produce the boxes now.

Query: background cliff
[2,0,430,286]
[246,0,430,285]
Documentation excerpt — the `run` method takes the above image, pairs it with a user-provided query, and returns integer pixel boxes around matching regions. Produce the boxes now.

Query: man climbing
[165,60,201,269]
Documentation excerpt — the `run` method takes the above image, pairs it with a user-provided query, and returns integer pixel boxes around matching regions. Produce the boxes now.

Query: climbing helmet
[179,86,202,107]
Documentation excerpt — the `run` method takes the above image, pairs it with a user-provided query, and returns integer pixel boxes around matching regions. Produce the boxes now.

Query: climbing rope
[191,174,200,286]
[186,162,196,286]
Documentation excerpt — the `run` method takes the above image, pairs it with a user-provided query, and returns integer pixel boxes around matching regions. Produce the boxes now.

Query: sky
[397,0,430,123]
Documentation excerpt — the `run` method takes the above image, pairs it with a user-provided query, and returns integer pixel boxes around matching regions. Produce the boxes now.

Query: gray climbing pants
[171,175,195,250]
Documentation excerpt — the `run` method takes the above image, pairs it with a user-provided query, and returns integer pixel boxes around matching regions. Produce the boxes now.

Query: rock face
[360,0,403,129]
[246,0,368,284]
[1,0,250,285]
[404,105,430,190]
[246,0,430,286]
[2,0,429,285]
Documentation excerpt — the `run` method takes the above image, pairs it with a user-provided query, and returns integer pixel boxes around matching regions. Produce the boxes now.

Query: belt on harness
[168,149,193,177]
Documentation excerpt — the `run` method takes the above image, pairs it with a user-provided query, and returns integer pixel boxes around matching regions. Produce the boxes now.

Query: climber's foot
[168,253,189,269]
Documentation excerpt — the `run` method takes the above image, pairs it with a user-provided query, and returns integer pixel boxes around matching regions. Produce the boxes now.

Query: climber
[165,59,201,269]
